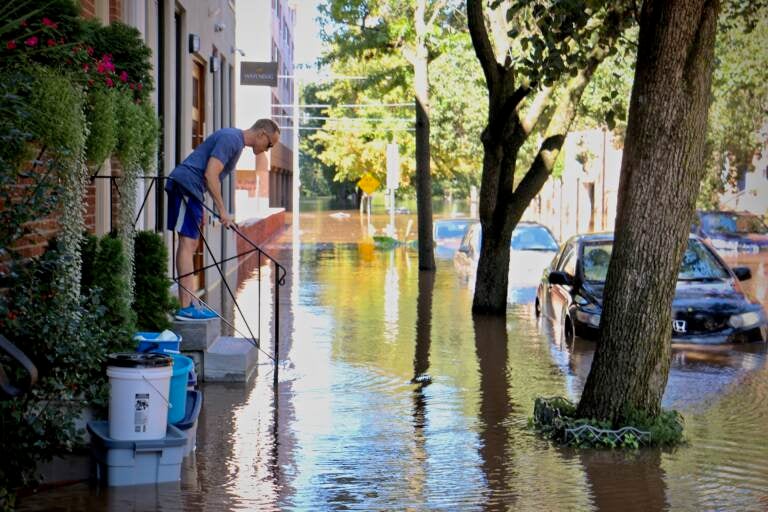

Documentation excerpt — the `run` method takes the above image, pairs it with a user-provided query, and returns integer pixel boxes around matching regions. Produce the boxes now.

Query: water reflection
[408,271,434,508]
[473,314,516,509]
[575,449,668,512]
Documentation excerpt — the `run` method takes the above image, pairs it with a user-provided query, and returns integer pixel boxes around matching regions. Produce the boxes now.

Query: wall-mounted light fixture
[231,47,246,57]
[214,23,226,32]
[210,55,220,73]
[188,34,200,53]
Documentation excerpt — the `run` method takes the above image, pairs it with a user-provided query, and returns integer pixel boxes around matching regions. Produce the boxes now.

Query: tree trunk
[473,128,518,313]
[414,0,435,271]
[577,0,720,423]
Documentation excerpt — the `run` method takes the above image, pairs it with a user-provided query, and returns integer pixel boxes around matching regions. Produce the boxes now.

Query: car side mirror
[548,271,573,286]
[733,266,752,281]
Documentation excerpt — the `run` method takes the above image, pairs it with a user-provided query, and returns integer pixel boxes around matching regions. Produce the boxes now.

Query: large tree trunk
[414,0,435,271]
[577,0,720,423]
[473,123,519,313]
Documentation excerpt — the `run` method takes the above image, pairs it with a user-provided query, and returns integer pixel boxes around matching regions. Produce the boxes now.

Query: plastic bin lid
[87,421,186,449]
[133,330,181,342]
[173,389,203,430]
[107,352,173,368]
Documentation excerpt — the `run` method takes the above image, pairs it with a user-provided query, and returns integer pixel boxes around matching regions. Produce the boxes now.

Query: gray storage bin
[87,421,186,486]
[173,389,203,457]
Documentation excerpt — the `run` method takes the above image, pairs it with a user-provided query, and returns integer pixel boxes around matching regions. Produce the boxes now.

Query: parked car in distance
[433,218,476,258]
[536,232,768,344]
[693,210,768,253]
[455,221,559,303]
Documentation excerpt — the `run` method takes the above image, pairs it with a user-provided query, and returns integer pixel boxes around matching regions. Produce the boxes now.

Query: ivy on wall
[0,2,160,508]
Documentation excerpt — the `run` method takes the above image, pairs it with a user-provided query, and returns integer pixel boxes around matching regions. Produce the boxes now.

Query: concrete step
[203,336,259,382]
[172,317,220,351]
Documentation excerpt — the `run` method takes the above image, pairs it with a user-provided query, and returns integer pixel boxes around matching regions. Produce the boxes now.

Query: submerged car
[455,221,559,302]
[536,233,768,344]
[693,210,768,253]
[433,218,477,257]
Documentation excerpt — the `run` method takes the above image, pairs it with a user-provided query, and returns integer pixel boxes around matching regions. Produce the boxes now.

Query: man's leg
[176,235,198,308]
[167,182,208,316]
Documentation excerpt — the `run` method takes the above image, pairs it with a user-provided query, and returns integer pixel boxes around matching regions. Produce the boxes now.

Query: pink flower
[6,40,16,50]
[105,77,114,87]
[47,38,56,47]
[24,36,38,47]
[41,17,55,27]
[137,83,143,90]
[129,83,135,90]
[86,46,94,56]
[106,61,115,72]
[97,61,106,73]
[82,63,89,72]
[119,70,128,82]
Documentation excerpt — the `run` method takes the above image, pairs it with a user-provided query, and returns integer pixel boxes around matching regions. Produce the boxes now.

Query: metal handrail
[0,334,38,399]
[99,173,286,386]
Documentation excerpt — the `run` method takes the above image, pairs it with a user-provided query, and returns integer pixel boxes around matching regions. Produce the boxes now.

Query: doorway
[192,59,206,294]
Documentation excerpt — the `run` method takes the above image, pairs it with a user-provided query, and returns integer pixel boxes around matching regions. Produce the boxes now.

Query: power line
[271,114,413,122]
[272,103,415,109]
[276,125,415,132]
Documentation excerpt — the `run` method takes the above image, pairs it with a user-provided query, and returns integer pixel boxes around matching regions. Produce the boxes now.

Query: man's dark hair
[251,118,280,134]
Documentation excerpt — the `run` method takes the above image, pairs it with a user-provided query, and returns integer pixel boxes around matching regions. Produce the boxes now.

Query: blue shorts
[166,181,203,239]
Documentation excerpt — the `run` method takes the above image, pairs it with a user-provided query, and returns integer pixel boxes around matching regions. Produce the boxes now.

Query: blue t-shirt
[166,128,245,201]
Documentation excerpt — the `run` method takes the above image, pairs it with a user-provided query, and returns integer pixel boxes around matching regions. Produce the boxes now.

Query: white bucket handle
[141,375,172,409]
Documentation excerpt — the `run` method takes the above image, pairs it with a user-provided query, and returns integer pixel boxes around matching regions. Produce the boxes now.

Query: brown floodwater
[19,203,768,511]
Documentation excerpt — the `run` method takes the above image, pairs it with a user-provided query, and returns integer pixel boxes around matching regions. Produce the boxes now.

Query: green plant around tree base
[531,397,685,449]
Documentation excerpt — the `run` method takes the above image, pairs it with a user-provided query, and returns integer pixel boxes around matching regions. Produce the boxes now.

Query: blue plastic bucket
[134,331,182,354]
[168,354,193,424]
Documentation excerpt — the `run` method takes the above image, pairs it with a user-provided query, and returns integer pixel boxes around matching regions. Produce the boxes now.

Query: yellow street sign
[357,173,381,195]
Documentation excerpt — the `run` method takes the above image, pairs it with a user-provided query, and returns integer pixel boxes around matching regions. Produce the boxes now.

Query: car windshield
[701,212,768,235]
[581,239,730,282]
[435,220,473,240]
[510,225,558,251]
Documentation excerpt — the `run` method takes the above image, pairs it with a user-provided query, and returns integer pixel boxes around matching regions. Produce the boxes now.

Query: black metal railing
[0,334,38,400]
[91,173,286,386]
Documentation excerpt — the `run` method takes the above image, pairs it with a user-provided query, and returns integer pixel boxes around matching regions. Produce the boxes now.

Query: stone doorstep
[172,317,220,352]
[202,336,259,383]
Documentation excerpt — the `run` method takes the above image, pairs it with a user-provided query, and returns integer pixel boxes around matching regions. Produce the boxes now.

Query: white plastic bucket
[106,353,173,440]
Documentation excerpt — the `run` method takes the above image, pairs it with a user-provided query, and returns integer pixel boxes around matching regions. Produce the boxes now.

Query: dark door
[192,60,206,294]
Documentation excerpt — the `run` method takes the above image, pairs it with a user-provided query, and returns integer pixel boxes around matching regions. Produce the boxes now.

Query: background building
[235,0,296,220]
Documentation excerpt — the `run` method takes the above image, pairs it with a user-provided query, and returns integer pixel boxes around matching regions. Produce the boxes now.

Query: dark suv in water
[536,233,768,344]
[693,210,768,253]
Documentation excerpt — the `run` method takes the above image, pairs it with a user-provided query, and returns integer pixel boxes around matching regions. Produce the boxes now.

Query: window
[582,244,612,282]
[557,245,576,276]
[510,225,558,251]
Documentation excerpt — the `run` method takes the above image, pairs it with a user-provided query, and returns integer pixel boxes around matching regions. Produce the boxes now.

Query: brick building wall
[7,0,126,261]
[80,0,96,18]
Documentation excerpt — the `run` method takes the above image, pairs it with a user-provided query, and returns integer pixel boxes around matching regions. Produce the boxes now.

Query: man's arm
[204,156,236,228]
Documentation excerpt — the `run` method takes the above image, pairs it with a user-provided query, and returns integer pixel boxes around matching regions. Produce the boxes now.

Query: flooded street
[20,205,768,511]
